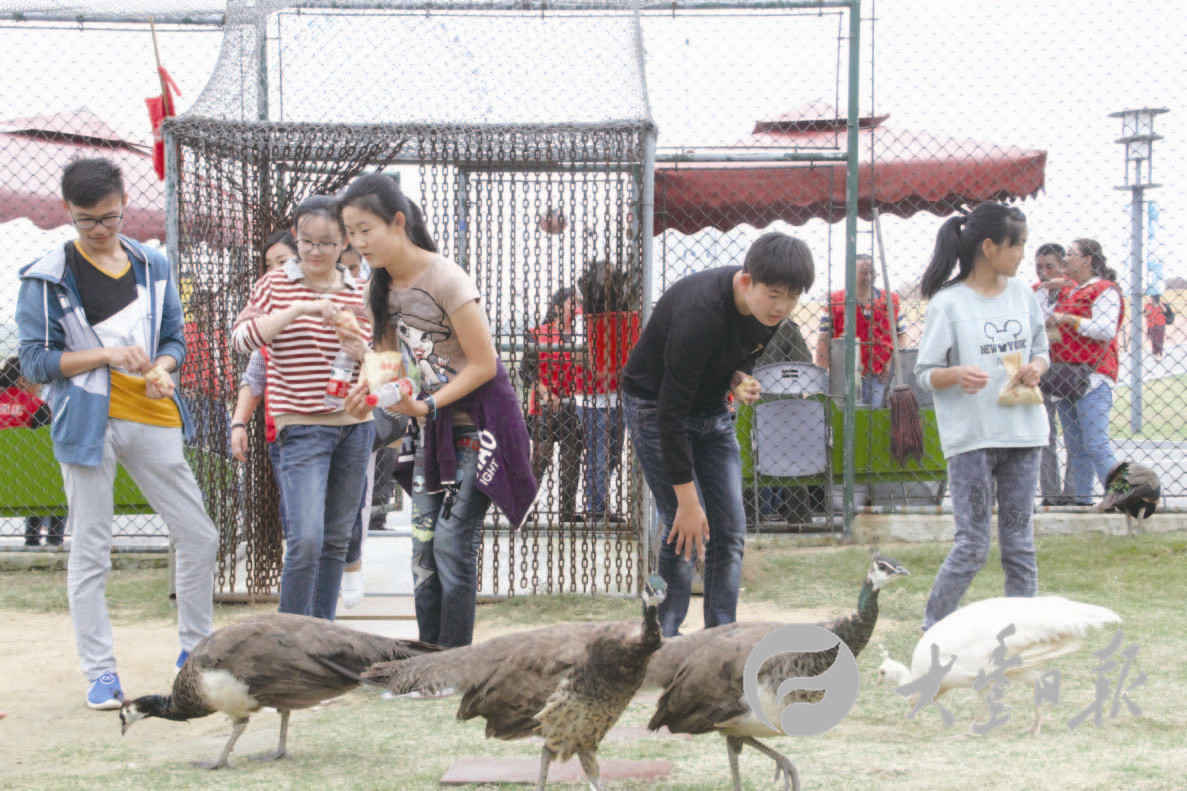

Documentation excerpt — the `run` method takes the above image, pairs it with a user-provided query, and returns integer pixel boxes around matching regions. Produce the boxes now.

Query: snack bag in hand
[334,308,362,335]
[144,364,175,397]
[997,352,1042,406]
[362,351,404,389]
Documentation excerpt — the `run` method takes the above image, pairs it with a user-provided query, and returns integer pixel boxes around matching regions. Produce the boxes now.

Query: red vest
[261,347,277,443]
[0,387,45,429]
[1050,279,1123,380]
[828,289,899,375]
[527,322,585,414]
[182,321,236,396]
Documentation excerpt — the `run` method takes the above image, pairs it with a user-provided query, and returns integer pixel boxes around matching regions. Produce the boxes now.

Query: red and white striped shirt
[232,260,371,421]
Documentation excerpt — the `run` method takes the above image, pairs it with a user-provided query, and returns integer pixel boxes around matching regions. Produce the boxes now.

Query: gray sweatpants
[923,447,1041,631]
[61,419,218,681]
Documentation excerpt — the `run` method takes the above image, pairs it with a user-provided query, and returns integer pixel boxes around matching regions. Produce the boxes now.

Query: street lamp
[1110,107,1168,434]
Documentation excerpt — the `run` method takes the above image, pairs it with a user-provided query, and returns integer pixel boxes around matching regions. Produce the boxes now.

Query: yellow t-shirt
[67,242,181,428]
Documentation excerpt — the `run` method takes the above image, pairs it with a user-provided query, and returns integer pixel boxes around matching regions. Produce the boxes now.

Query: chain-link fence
[3,1,1186,579]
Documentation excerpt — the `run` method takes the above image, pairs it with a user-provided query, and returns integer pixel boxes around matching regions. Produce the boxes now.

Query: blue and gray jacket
[16,237,193,466]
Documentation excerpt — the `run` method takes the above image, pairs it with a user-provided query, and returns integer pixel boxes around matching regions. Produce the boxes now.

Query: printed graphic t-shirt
[384,256,480,423]
[66,242,181,427]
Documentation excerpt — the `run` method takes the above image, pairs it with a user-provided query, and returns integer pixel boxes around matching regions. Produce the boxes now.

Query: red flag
[146,66,182,180]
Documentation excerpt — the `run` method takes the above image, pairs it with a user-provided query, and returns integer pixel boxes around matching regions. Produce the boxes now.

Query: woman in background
[520,287,584,522]
[1047,239,1122,505]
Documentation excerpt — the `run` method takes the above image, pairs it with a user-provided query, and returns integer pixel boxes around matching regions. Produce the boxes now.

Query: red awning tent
[653,102,1047,234]
[0,110,166,241]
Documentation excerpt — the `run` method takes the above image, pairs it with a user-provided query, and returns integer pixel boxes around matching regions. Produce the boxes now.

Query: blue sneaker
[86,672,123,710]
[174,650,190,677]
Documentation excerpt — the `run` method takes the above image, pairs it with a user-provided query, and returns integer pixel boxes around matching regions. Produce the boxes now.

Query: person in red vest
[1144,294,1168,359]
[1,356,65,546]
[181,290,235,453]
[520,287,585,521]
[814,254,909,406]
[1047,239,1123,505]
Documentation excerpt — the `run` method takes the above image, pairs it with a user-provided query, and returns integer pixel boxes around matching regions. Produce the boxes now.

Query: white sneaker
[341,571,364,609]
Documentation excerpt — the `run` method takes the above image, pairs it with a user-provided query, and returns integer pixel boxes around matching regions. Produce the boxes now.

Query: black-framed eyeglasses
[296,238,342,253]
[71,213,123,230]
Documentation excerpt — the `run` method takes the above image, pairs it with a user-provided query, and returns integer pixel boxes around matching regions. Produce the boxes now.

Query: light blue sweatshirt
[914,279,1049,459]
[17,237,194,466]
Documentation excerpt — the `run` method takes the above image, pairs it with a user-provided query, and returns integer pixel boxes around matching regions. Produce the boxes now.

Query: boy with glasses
[16,157,217,709]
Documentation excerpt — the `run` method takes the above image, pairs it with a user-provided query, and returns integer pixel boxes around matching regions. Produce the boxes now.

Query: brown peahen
[364,574,667,791]
[644,554,909,791]
[1096,460,1160,534]
[118,613,439,769]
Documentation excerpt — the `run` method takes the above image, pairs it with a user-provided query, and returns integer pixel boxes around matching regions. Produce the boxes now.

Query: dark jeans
[370,446,399,530]
[25,515,66,546]
[411,427,491,648]
[1039,399,1065,501]
[923,447,1040,630]
[578,404,625,516]
[530,402,583,516]
[623,392,746,637]
[346,451,376,567]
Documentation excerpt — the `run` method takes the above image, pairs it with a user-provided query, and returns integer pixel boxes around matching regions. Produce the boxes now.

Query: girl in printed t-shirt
[913,201,1050,632]
[340,174,534,648]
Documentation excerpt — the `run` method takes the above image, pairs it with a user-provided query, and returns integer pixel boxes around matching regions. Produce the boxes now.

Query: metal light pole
[1110,107,1168,434]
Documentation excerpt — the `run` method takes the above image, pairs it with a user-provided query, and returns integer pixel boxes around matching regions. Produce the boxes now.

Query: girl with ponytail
[914,201,1050,631]
[339,174,535,648]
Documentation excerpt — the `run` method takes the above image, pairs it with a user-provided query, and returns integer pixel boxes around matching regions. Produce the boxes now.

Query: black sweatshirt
[621,266,775,485]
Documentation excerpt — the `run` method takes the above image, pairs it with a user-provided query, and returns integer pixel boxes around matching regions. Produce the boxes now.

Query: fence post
[841,0,862,535]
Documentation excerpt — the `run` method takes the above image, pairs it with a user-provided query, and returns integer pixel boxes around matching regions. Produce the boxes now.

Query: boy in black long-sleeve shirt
[622,232,814,636]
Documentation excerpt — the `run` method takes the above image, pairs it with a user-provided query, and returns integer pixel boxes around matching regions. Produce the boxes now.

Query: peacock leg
[535,745,555,791]
[578,749,604,791]
[1028,698,1043,735]
[250,709,290,761]
[725,735,745,791]
[194,717,248,770]
[741,736,799,791]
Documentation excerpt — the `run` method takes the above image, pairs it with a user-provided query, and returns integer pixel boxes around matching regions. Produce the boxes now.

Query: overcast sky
[3,0,1184,331]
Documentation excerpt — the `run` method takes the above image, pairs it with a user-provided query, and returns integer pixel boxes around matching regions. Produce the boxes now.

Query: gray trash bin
[751,362,830,479]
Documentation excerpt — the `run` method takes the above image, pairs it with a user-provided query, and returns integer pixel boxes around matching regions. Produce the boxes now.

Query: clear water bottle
[365,378,416,408]
[324,348,356,410]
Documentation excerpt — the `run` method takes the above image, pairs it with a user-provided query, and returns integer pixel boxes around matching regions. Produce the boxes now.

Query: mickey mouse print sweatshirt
[914,278,1050,459]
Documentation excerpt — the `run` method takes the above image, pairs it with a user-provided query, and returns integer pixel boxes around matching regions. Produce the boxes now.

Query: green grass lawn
[4,531,1186,790]
[1110,374,1187,440]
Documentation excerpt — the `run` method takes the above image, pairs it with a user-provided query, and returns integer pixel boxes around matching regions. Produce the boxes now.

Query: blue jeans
[578,404,624,515]
[862,375,887,407]
[923,447,1040,630]
[275,422,375,620]
[623,392,747,637]
[411,428,491,647]
[267,441,287,532]
[1055,382,1116,504]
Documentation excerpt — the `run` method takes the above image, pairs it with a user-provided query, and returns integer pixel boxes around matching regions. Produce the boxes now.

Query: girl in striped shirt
[232,197,375,620]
